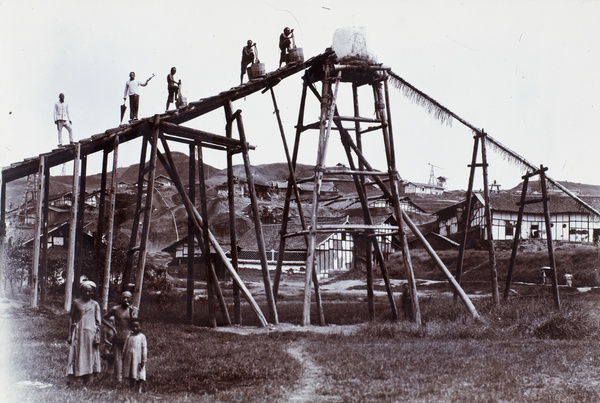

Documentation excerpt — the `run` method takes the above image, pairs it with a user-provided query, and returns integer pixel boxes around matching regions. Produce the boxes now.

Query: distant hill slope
[509,180,600,196]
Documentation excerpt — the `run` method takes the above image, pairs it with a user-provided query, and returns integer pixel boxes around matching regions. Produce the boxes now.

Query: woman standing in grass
[66,281,102,385]
[122,319,147,393]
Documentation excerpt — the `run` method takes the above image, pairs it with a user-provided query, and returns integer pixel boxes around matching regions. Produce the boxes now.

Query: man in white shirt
[123,72,154,122]
[54,93,73,147]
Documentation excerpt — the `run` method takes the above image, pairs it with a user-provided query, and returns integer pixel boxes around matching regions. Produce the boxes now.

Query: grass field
[4,247,600,402]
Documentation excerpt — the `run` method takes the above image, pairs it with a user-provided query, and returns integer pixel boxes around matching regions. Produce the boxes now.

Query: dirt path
[285,341,343,403]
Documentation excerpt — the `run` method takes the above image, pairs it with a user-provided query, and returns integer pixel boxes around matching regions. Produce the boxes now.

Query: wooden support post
[374,80,413,324]
[273,82,308,293]
[133,117,160,309]
[480,133,499,305]
[31,157,45,308]
[268,86,324,325]
[504,174,529,300]
[303,67,340,326]
[308,79,399,321]
[224,102,241,324]
[402,210,481,321]
[198,144,231,325]
[234,110,279,324]
[455,135,480,297]
[540,166,561,309]
[74,155,87,292]
[123,135,149,288]
[0,178,5,297]
[187,143,196,324]
[64,144,81,311]
[339,120,394,320]
[155,142,267,326]
[102,137,119,311]
[40,161,50,303]
[96,148,109,295]
[353,83,374,320]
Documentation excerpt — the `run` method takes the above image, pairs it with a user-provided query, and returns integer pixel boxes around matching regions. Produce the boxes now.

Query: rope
[387,70,600,218]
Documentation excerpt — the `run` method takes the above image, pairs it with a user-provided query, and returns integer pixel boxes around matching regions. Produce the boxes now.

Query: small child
[122,319,147,393]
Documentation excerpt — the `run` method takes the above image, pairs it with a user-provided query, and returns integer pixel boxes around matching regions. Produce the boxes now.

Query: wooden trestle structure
[270,56,480,326]
[0,48,482,327]
[6,47,594,327]
[0,50,334,326]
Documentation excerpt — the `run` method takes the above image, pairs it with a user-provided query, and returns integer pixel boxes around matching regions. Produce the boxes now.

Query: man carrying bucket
[240,40,256,84]
[278,27,294,68]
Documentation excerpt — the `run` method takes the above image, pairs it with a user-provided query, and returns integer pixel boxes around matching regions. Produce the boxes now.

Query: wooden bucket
[249,62,265,79]
[288,47,304,64]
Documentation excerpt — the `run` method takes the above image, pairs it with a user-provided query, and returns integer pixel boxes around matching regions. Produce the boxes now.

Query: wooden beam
[234,110,279,325]
[102,137,119,311]
[155,139,268,327]
[31,157,45,308]
[187,143,196,324]
[133,116,160,309]
[160,121,247,150]
[64,144,81,311]
[480,133,499,305]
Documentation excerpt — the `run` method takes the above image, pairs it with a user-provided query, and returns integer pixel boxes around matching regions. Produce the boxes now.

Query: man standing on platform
[278,27,294,68]
[166,67,181,111]
[54,93,73,147]
[124,71,154,122]
[240,40,256,84]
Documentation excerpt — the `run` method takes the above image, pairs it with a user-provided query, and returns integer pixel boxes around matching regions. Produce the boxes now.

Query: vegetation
[5,282,600,402]
[4,245,600,401]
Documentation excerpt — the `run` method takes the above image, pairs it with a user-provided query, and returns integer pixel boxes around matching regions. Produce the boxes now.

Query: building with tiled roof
[436,193,600,244]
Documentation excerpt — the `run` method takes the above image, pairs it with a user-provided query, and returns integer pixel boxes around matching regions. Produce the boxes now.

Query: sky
[1,0,599,191]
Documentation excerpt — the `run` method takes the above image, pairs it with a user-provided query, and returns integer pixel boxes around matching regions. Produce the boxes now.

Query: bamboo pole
[132,117,160,309]
[234,110,279,324]
[31,157,45,308]
[64,144,81,311]
[102,137,119,311]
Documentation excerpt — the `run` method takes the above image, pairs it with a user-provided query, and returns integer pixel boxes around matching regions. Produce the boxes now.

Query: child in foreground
[122,319,147,393]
